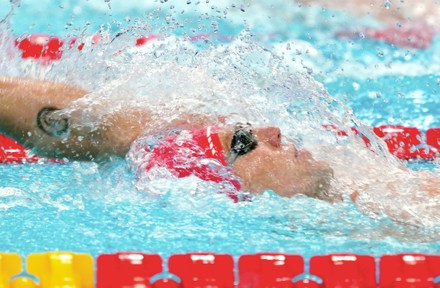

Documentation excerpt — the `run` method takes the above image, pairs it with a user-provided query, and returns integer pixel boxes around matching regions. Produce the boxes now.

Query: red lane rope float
[0,134,39,163]
[323,125,440,160]
[1,125,439,163]
[371,125,440,159]
[2,252,440,287]
[15,34,65,63]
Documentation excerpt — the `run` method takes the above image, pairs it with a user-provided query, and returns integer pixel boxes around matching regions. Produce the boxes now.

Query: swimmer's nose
[256,126,281,147]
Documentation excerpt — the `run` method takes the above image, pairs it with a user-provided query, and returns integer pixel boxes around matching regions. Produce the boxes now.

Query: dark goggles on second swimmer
[227,122,258,164]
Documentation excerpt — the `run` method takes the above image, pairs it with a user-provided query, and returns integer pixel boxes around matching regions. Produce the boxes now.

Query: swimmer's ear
[36,107,70,138]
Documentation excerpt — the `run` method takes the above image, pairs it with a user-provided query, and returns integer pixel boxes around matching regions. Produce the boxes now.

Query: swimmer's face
[231,126,333,199]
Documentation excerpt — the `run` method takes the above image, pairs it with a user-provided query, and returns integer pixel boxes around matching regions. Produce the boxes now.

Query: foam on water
[0,0,439,256]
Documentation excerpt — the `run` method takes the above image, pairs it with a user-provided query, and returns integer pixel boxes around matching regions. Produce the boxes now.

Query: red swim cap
[131,127,244,202]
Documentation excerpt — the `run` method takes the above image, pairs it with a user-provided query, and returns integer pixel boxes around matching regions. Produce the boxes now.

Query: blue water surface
[1,162,439,259]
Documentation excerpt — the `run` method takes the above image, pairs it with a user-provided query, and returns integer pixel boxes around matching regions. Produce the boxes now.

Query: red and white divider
[14,28,435,66]
[14,33,159,63]
[13,32,218,63]
[1,252,440,287]
[323,125,440,160]
[1,125,439,164]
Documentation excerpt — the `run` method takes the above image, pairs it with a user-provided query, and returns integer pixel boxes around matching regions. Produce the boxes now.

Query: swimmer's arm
[0,76,143,161]
[0,76,87,153]
[0,76,220,161]
[348,170,440,205]
[419,172,440,197]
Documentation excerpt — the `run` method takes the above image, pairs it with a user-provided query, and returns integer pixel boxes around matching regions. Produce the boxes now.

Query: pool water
[0,0,439,259]
[1,162,438,258]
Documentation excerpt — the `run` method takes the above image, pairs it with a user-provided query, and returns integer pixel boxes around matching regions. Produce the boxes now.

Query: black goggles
[227,122,258,164]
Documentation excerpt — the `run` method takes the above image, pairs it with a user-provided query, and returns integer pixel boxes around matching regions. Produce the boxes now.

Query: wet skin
[226,126,334,198]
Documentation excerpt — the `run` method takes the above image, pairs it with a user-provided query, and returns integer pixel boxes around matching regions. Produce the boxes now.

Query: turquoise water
[0,0,439,259]
[1,162,438,258]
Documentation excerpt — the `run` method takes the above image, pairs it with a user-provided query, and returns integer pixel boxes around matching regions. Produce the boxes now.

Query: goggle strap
[229,150,244,165]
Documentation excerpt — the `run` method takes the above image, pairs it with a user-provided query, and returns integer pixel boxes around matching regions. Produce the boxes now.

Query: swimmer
[0,75,438,225]
[0,76,333,200]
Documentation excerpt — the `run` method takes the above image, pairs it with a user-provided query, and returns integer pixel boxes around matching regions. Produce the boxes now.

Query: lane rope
[3,35,439,163]
[1,125,439,163]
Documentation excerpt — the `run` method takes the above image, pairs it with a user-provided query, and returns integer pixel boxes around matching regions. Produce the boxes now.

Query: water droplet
[353,82,360,91]
[165,15,172,24]
[154,50,164,58]
[384,0,392,9]
[104,0,111,9]
[211,21,218,33]
[10,0,21,7]
[186,0,191,4]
